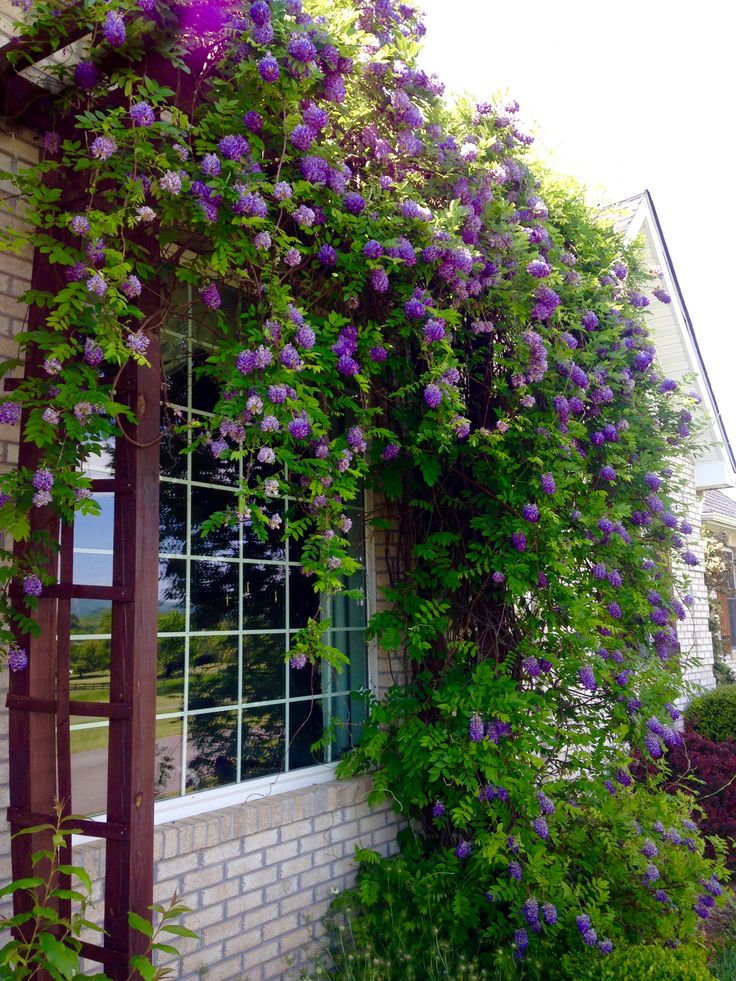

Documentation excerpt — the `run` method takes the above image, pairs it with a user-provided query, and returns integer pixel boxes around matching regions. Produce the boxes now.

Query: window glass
[69,287,368,806]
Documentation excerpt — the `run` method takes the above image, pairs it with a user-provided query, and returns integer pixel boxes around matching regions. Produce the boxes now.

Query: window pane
[289,699,324,770]
[71,723,108,815]
[289,657,322,699]
[70,638,110,700]
[82,440,115,479]
[159,481,187,554]
[187,709,238,792]
[188,636,239,707]
[190,440,238,487]
[190,560,239,631]
[288,568,321,629]
[242,565,285,631]
[74,494,114,551]
[190,487,239,558]
[160,430,188,480]
[330,631,368,692]
[329,584,366,630]
[71,599,111,636]
[243,506,286,562]
[157,636,185,714]
[161,332,189,409]
[329,692,366,759]
[191,350,221,414]
[241,705,285,780]
[73,550,113,588]
[154,717,184,801]
[159,559,186,618]
[242,634,285,704]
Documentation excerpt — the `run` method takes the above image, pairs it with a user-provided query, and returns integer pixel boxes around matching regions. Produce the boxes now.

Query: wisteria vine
[0,0,728,967]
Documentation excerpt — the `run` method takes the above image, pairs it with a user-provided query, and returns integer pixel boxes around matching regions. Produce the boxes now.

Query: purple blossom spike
[536,791,555,815]
[423,384,442,409]
[125,330,149,355]
[288,413,311,440]
[578,665,596,692]
[469,713,484,743]
[104,10,126,47]
[509,860,522,881]
[130,101,154,127]
[22,574,43,597]
[7,644,28,672]
[531,816,549,841]
[0,402,21,426]
[542,902,557,925]
[258,54,280,81]
[199,283,221,310]
[74,61,98,89]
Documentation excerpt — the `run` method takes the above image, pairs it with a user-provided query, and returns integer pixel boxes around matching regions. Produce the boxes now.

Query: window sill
[74,762,340,844]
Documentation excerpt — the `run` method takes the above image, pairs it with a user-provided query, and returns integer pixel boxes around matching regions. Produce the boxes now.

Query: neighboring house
[701,488,736,667]
[611,191,736,694]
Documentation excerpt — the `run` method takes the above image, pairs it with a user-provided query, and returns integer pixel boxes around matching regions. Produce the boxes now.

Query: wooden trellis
[1,24,171,977]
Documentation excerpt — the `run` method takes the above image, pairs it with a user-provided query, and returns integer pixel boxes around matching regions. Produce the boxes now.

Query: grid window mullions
[69,292,368,813]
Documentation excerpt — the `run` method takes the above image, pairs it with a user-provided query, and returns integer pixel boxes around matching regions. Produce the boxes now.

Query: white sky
[417,0,736,463]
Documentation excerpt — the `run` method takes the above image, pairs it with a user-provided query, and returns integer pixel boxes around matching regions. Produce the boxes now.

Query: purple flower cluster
[22,574,43,597]
[104,10,126,47]
[200,283,221,310]
[531,285,561,321]
[469,713,484,742]
[7,644,28,672]
[0,402,21,426]
[130,101,154,127]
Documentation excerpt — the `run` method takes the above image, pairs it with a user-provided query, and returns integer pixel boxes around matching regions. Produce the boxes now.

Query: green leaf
[0,877,43,899]
[161,924,199,939]
[38,933,78,980]
[128,911,154,938]
[418,455,441,487]
[129,954,158,980]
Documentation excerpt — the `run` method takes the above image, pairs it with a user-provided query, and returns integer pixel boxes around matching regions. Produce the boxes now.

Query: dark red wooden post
[7,248,65,933]
[5,220,161,980]
[2,26,170,978]
[104,330,161,975]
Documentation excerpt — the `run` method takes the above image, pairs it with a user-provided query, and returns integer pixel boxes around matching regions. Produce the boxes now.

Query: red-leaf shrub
[664,732,736,867]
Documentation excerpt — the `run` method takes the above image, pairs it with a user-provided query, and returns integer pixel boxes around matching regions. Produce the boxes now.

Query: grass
[70,671,185,752]
[711,945,736,980]
[706,888,736,981]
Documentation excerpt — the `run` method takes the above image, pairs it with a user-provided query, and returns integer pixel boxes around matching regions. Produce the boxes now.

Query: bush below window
[554,943,714,981]
[687,685,736,743]
[664,732,736,867]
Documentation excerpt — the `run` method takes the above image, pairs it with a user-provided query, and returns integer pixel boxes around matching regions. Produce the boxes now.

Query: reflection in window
[69,291,369,809]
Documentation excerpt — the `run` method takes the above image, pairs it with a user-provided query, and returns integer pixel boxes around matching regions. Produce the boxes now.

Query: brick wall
[74,776,403,980]
[0,120,39,909]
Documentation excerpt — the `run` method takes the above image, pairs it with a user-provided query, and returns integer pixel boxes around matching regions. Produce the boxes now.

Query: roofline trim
[624,190,736,475]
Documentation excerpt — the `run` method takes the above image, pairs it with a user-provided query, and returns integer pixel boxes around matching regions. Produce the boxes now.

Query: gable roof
[607,190,736,490]
[702,488,736,529]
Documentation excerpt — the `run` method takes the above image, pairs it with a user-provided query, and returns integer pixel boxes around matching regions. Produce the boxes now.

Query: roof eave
[623,190,736,480]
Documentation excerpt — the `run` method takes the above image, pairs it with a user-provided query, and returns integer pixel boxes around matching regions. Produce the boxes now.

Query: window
[67,293,369,817]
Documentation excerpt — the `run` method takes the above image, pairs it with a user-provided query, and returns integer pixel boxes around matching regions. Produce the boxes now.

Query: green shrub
[554,943,714,981]
[687,685,736,743]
